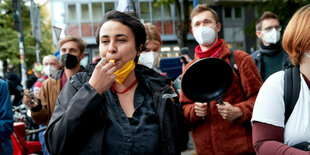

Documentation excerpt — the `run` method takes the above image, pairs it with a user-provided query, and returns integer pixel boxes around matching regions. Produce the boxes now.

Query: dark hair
[7,65,15,72]
[255,11,279,31]
[95,10,146,53]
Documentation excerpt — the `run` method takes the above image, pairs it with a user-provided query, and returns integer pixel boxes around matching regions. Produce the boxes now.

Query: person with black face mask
[251,11,292,81]
[23,36,86,129]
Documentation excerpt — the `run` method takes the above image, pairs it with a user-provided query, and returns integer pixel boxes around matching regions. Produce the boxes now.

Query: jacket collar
[135,64,168,95]
[194,39,231,61]
[51,66,85,80]
[50,68,64,80]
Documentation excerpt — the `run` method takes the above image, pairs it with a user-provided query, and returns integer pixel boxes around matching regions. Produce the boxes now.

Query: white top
[251,71,310,146]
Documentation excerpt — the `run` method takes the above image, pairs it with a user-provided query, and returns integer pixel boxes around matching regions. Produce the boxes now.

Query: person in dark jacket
[5,65,23,106]
[45,10,186,155]
[0,78,14,155]
[250,11,291,81]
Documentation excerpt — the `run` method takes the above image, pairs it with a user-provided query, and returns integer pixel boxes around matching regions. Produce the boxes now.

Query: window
[152,5,161,21]
[68,4,77,22]
[224,7,243,19]
[224,7,232,18]
[81,4,90,21]
[140,2,150,20]
[235,7,242,18]
[104,2,114,13]
[163,5,171,20]
[92,3,102,22]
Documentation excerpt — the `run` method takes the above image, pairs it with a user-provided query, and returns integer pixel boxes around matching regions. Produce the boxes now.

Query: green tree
[0,0,54,73]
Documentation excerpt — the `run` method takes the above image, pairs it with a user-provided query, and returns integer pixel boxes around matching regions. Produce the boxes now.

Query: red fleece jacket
[179,40,263,155]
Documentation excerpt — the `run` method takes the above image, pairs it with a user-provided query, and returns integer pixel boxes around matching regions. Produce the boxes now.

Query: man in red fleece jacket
[179,4,262,155]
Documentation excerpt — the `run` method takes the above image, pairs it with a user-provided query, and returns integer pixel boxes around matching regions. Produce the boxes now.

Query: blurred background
[0,0,309,86]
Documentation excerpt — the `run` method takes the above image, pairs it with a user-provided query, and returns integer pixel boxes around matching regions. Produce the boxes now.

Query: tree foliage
[0,0,54,72]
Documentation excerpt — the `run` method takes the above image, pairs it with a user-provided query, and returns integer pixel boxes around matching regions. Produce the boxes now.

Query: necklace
[112,79,138,94]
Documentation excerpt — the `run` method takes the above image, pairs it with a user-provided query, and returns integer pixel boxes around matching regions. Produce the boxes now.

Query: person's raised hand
[89,58,117,94]
[23,89,38,108]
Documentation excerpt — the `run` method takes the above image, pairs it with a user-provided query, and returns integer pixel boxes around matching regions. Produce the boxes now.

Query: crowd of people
[0,2,309,155]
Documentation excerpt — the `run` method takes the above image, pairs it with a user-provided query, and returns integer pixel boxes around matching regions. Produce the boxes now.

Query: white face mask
[193,25,216,46]
[43,65,57,76]
[262,28,281,44]
[139,51,160,69]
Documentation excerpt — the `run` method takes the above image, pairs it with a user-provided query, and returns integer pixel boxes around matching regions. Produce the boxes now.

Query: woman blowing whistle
[44,10,186,155]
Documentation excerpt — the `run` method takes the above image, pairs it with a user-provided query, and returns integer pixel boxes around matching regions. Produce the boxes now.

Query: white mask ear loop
[305,52,310,59]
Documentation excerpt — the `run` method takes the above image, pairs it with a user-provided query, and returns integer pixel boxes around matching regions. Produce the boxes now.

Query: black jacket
[45,64,187,155]
[26,74,38,89]
[250,42,292,80]
[5,71,22,106]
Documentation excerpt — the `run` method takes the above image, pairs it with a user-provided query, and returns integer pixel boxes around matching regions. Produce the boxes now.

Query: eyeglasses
[262,25,282,32]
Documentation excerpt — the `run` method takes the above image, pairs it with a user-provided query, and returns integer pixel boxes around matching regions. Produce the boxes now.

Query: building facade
[50,0,258,64]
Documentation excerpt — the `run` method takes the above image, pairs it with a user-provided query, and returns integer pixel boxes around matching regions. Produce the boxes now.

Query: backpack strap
[284,66,301,124]
[228,50,245,96]
[229,50,239,76]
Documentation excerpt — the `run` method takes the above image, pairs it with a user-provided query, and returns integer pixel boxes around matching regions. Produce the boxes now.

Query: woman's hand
[23,89,38,108]
[89,59,117,94]
[217,102,243,121]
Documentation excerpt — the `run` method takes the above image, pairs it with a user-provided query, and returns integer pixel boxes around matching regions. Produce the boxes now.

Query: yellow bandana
[114,60,135,84]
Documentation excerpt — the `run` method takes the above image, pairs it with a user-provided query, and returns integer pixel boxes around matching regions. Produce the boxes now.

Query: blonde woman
[138,23,162,74]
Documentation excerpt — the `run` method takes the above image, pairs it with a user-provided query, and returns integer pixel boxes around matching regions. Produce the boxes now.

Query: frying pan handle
[218,98,224,105]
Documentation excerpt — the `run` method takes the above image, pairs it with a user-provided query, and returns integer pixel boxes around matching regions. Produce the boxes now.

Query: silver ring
[100,59,106,64]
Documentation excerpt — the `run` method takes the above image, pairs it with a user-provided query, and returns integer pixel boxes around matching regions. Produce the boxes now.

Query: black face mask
[61,53,79,69]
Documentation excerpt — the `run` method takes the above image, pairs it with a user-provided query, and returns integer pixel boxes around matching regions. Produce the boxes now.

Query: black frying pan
[181,57,233,104]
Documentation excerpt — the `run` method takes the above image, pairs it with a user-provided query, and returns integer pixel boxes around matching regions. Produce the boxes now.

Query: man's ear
[80,52,85,61]
[216,23,221,32]
[256,30,262,38]
[137,44,145,54]
[140,44,144,52]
